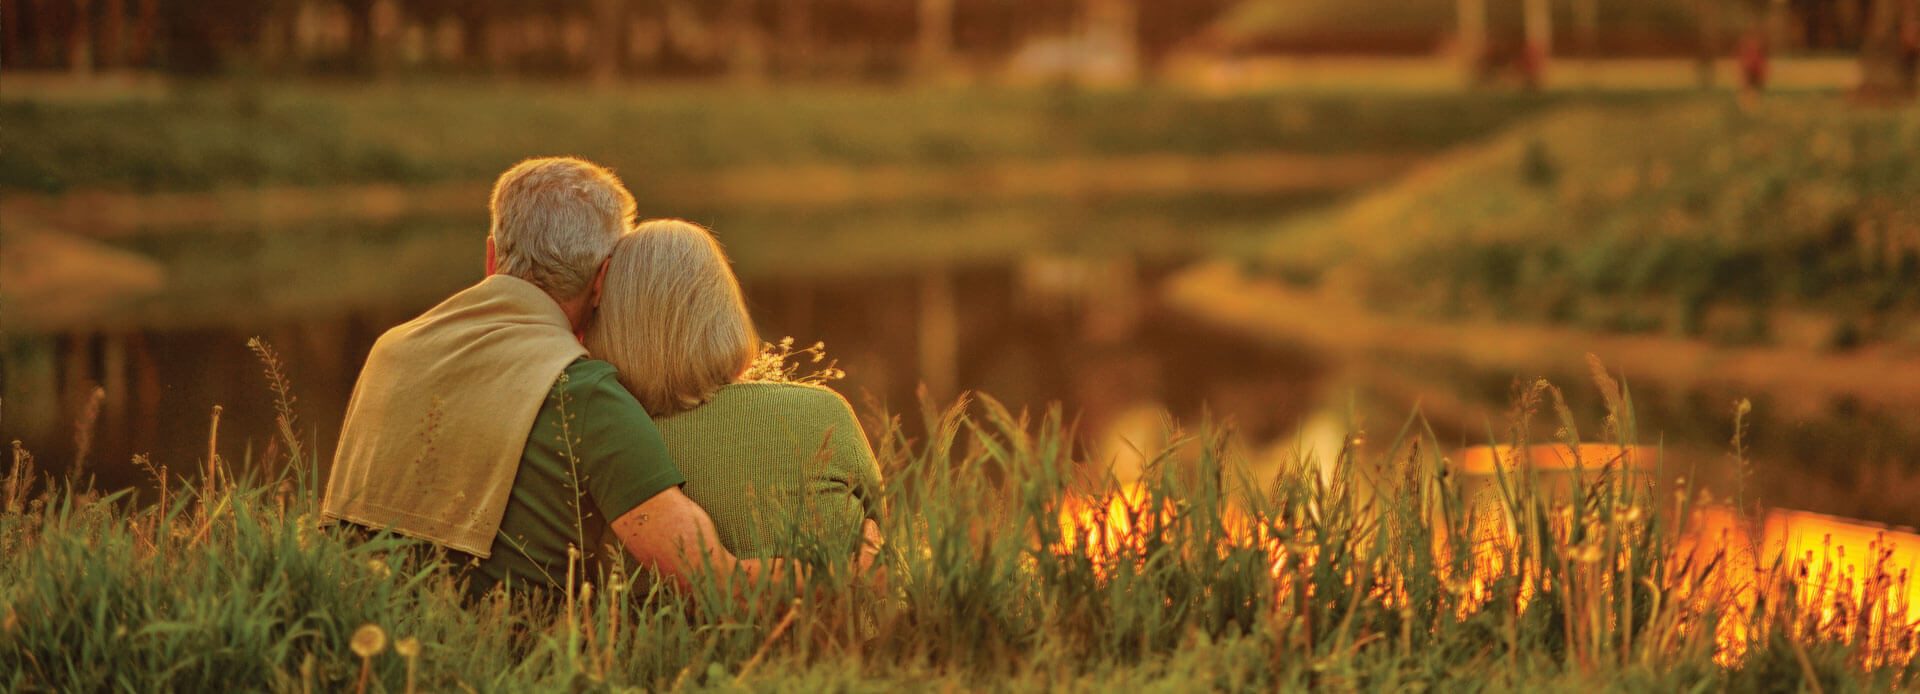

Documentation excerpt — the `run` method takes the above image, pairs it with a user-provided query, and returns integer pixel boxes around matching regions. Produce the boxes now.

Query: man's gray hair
[488,157,637,299]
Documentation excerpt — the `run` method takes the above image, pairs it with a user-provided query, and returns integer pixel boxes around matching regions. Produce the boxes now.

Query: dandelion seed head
[351,623,388,658]
[395,637,421,658]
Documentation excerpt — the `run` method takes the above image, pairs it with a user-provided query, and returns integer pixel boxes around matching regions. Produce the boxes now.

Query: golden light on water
[1052,445,1918,665]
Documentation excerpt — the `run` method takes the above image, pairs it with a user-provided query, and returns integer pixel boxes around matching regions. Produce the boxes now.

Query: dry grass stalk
[72,386,105,478]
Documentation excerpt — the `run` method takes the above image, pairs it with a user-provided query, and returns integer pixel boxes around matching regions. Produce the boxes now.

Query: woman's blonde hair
[586,219,759,416]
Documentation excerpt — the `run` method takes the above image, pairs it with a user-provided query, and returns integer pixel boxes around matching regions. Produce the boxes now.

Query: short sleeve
[801,388,883,552]
[560,360,685,522]
[819,394,882,522]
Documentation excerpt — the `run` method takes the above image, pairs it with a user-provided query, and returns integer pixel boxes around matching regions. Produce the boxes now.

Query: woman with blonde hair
[585,219,881,561]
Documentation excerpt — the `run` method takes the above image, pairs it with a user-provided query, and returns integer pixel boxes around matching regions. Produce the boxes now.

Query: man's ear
[591,257,612,308]
[485,236,498,275]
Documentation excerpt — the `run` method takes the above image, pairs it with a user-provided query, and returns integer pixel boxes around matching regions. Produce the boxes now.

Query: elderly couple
[320,157,881,596]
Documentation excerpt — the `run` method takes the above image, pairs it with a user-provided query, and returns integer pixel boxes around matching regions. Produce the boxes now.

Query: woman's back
[652,381,881,559]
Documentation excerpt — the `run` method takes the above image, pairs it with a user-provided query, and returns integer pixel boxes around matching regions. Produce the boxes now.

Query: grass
[0,82,1648,194]
[3,342,1916,690]
[1252,95,1920,349]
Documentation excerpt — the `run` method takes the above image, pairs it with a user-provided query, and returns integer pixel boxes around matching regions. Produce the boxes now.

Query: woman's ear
[485,236,498,275]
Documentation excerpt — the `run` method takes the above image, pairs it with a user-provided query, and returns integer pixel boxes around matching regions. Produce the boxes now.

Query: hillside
[1252,95,1920,351]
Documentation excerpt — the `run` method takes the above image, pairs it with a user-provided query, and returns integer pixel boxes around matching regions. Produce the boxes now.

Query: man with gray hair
[324,157,842,595]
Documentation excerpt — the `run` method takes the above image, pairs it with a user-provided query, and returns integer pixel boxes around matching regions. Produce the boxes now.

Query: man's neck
[553,293,593,335]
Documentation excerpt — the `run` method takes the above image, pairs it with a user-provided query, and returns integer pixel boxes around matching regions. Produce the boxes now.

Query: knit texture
[324,274,586,557]
[653,381,881,559]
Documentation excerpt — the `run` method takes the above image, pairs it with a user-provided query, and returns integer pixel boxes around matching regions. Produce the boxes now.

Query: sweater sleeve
[802,388,883,553]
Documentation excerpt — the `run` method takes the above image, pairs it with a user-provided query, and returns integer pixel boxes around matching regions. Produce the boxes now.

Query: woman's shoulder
[663,381,861,433]
[709,381,855,411]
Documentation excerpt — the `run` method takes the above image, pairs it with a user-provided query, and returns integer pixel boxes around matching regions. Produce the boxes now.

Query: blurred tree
[99,0,125,69]
[128,0,157,65]
[1457,0,1489,80]
[1133,0,1236,74]
[918,0,954,76]
[1521,0,1552,88]
[0,0,18,68]
[1858,0,1920,97]
[340,0,377,73]
[589,0,629,82]
[1697,0,1724,87]
[68,0,93,76]
[157,0,272,73]
[780,0,814,74]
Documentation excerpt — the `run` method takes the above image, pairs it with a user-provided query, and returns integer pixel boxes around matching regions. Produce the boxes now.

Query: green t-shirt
[472,359,684,591]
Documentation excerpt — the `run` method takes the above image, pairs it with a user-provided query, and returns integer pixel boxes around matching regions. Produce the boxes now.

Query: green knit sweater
[652,381,882,560]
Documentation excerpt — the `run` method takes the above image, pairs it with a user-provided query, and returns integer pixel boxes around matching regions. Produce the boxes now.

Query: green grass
[0,82,1639,194]
[1253,95,1920,347]
[3,343,1916,690]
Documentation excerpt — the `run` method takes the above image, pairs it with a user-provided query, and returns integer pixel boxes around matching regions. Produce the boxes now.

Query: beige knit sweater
[653,381,882,559]
[323,275,585,557]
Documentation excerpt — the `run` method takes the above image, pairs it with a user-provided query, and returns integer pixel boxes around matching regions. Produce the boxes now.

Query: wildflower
[366,559,391,579]
[351,623,388,658]
[351,623,387,694]
[396,637,422,694]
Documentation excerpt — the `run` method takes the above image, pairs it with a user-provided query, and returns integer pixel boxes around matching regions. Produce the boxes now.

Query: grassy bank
[3,344,1915,690]
[0,82,1650,194]
[1252,95,1920,350]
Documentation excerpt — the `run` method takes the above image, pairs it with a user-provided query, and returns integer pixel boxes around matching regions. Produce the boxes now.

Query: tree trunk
[1697,0,1721,89]
[1,0,22,68]
[343,0,376,74]
[69,0,94,76]
[456,6,490,68]
[1522,0,1552,89]
[917,0,953,79]
[589,0,623,83]
[781,0,812,75]
[129,0,156,65]
[1456,0,1487,80]
[32,0,59,67]
[98,0,123,69]
[1573,0,1599,57]
[724,0,763,81]
[1858,0,1919,98]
